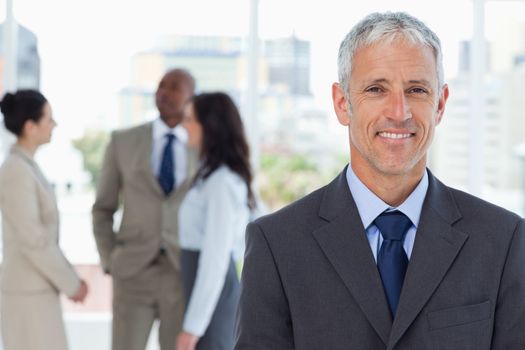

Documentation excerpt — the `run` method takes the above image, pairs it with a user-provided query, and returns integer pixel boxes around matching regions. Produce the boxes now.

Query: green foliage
[72,129,109,187]
[258,152,344,210]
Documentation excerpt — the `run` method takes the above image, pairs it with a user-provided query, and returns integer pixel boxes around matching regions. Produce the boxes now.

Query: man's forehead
[351,41,437,79]
[160,71,193,88]
[162,71,185,82]
[359,77,435,86]
[354,38,433,58]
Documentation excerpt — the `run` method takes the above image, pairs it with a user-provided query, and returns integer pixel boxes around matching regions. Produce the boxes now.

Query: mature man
[235,12,525,349]
[92,68,197,350]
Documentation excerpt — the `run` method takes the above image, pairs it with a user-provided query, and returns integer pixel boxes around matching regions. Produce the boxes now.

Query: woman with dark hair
[176,92,254,350]
[0,90,88,350]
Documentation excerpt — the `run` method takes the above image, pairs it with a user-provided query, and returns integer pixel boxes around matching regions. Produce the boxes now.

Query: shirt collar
[152,117,188,144]
[346,164,429,229]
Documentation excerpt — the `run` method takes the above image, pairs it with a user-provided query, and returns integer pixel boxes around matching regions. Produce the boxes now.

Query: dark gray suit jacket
[235,168,525,349]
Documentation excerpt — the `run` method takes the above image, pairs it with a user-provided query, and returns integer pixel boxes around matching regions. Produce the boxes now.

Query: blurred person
[0,89,88,350]
[92,68,197,350]
[234,12,525,349]
[175,92,254,350]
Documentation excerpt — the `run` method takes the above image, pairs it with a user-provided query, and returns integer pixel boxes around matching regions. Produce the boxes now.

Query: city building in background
[264,34,311,95]
[116,34,315,129]
[117,35,263,126]
[0,22,40,94]
[116,34,344,176]
[0,22,40,158]
[431,22,525,213]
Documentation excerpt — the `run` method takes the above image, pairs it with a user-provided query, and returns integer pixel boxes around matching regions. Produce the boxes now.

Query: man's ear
[435,83,449,125]
[332,83,351,126]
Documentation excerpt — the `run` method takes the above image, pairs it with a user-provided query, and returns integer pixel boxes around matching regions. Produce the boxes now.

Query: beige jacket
[0,145,80,296]
[92,122,197,279]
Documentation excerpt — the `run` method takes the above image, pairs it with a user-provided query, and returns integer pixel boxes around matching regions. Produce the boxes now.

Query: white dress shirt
[150,118,188,188]
[178,165,250,336]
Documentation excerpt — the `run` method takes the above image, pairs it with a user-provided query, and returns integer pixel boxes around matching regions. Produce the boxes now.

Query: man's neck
[160,115,181,129]
[351,162,425,207]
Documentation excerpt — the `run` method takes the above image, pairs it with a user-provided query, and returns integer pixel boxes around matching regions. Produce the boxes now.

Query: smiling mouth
[377,132,414,139]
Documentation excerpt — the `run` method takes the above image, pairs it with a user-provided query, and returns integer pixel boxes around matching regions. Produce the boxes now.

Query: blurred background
[1,0,525,348]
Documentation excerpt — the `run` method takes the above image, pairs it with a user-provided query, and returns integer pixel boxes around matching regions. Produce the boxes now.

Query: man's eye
[366,86,383,93]
[409,87,428,94]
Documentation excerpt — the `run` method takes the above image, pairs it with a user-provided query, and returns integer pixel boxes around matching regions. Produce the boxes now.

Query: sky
[1,0,525,183]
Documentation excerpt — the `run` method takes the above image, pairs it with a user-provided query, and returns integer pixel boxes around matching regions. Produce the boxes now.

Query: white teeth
[378,132,412,139]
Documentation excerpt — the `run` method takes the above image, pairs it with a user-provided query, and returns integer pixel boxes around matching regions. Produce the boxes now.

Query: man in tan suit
[92,68,197,350]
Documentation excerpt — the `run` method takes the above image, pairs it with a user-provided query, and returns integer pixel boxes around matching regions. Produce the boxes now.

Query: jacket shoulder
[445,186,523,239]
[449,186,521,222]
[112,122,151,140]
[0,154,31,181]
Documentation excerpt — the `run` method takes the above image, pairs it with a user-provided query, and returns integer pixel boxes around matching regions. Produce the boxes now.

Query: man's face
[155,71,193,126]
[333,39,449,178]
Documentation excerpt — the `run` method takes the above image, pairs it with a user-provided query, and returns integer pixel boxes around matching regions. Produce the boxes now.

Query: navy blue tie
[158,133,175,196]
[374,210,412,317]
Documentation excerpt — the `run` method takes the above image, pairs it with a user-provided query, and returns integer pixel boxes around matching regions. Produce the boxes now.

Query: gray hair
[338,12,444,99]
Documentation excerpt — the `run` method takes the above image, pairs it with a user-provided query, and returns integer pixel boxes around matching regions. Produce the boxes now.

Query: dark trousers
[181,249,240,350]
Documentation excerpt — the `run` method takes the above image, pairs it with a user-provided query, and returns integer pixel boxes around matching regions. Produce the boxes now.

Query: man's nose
[384,91,411,121]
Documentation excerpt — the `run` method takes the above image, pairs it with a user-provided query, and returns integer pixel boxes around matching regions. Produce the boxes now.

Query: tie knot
[166,133,175,143]
[374,210,412,241]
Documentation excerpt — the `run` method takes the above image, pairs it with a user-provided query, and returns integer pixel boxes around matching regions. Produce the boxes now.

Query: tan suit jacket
[0,145,80,350]
[0,145,80,295]
[92,121,197,279]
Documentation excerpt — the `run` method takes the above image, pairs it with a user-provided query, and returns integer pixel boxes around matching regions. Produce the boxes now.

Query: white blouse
[178,165,250,336]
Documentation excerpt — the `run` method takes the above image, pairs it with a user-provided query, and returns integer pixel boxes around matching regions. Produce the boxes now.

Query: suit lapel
[388,172,468,348]
[135,123,164,196]
[312,168,392,345]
